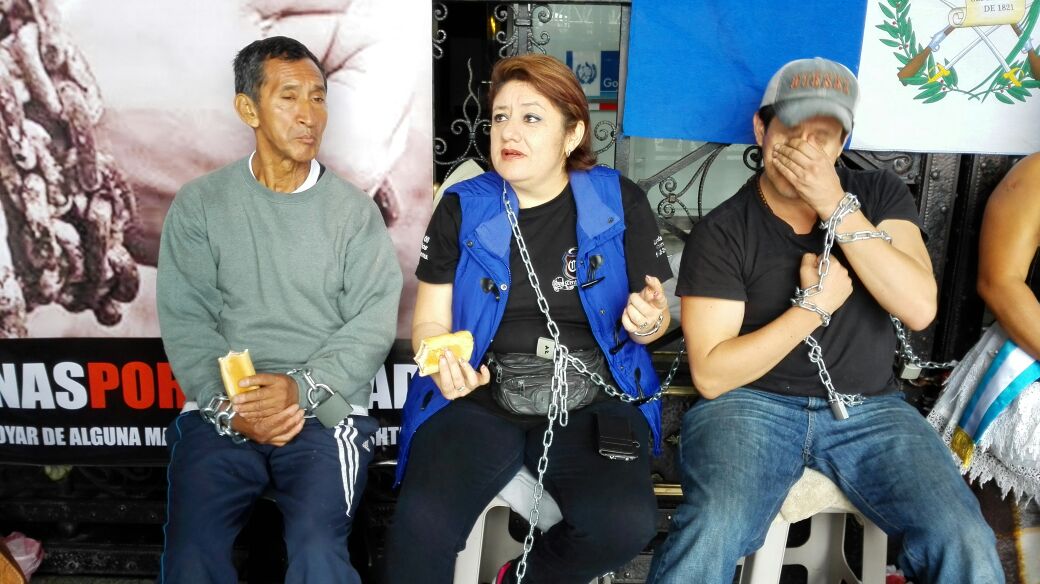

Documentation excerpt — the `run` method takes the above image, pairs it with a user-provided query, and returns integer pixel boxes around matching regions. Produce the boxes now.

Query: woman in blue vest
[386,54,673,584]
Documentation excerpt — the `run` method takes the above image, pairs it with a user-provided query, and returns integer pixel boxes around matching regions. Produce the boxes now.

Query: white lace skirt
[927,323,1040,503]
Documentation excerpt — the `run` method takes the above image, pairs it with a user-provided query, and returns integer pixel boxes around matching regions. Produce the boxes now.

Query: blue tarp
[623,0,868,144]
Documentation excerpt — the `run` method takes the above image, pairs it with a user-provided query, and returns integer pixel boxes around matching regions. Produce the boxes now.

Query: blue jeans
[646,389,1003,584]
[161,412,378,584]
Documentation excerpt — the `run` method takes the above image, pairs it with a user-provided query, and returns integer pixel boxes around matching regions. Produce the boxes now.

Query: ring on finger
[456,386,466,393]
[639,320,648,329]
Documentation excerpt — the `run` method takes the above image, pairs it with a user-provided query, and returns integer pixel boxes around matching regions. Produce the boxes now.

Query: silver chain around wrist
[836,230,892,244]
[790,297,832,327]
[794,192,864,416]
[824,203,956,375]
[286,368,335,414]
[793,190,957,413]
[200,394,246,443]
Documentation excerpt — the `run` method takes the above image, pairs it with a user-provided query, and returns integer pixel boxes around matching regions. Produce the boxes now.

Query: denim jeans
[646,389,1003,584]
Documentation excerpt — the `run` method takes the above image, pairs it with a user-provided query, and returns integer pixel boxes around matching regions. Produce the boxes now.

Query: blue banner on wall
[623,0,866,145]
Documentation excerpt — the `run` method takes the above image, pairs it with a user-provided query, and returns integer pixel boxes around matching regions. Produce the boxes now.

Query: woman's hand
[434,349,491,400]
[621,275,670,343]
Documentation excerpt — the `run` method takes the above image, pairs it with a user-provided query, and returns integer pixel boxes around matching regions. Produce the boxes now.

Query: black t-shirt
[676,167,924,397]
[417,176,672,354]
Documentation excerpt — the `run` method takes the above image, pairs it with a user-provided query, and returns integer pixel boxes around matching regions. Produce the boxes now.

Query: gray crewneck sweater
[157,157,401,425]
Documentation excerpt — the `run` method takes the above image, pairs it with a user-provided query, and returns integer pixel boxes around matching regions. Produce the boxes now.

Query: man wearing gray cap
[647,58,1003,583]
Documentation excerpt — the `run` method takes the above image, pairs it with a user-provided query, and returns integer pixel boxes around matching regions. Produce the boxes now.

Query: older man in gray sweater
[156,36,401,583]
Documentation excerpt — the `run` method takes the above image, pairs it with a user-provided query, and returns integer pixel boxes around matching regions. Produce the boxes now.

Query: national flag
[624,0,1040,154]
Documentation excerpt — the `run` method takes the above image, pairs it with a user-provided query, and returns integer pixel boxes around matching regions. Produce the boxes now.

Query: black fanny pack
[488,348,608,416]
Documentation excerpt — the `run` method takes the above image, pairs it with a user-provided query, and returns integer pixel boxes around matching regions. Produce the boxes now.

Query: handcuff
[200,394,247,443]
[287,368,336,414]
[201,369,335,441]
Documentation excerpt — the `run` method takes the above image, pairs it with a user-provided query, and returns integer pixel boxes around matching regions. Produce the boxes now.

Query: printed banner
[856,0,1040,153]
[0,1,431,465]
[624,0,1040,154]
[566,50,621,98]
[1,0,432,340]
[0,340,416,465]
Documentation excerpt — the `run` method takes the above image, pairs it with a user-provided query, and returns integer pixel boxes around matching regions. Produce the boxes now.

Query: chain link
[890,316,958,370]
[836,230,893,244]
[803,335,862,407]
[0,2,140,333]
[793,190,958,412]
[792,192,865,412]
[795,193,860,299]
[660,339,687,391]
[790,298,831,327]
[500,183,568,582]
[499,181,682,581]
[286,367,336,413]
[199,395,246,444]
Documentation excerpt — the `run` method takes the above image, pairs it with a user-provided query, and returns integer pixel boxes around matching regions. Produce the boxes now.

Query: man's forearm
[691,307,824,398]
[303,204,402,420]
[160,324,229,405]
[156,197,230,405]
[834,213,936,329]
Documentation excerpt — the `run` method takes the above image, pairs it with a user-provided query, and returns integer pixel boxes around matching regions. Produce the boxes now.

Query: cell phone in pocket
[596,412,640,462]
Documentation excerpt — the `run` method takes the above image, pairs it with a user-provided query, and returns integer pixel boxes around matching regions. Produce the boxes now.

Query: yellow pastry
[414,331,474,376]
[218,349,259,397]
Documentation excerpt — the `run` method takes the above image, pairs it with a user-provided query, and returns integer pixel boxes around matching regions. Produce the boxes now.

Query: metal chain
[792,192,865,413]
[499,181,682,582]
[0,1,141,334]
[659,339,686,393]
[500,182,675,408]
[890,315,958,370]
[500,183,568,583]
[794,190,958,414]
[199,395,246,444]
[797,193,860,298]
[836,230,893,244]
[790,297,831,327]
[286,367,337,413]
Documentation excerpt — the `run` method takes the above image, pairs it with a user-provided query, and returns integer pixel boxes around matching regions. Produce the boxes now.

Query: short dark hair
[233,36,326,102]
[757,104,777,129]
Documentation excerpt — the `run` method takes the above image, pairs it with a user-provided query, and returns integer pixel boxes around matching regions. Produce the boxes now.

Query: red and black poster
[0,339,417,465]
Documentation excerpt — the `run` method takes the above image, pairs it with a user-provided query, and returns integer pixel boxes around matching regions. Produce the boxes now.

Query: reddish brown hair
[489,54,595,171]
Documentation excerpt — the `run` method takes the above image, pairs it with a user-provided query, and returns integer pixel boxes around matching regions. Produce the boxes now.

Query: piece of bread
[218,349,259,397]
[414,331,474,376]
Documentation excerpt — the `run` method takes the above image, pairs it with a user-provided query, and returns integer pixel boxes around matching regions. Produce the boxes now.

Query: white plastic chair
[453,467,562,584]
[738,469,888,584]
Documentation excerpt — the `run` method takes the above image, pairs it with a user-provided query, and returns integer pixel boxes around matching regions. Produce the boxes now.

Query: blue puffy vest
[396,167,662,486]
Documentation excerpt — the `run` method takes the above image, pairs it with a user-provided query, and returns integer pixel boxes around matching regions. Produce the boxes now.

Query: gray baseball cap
[760,57,859,134]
